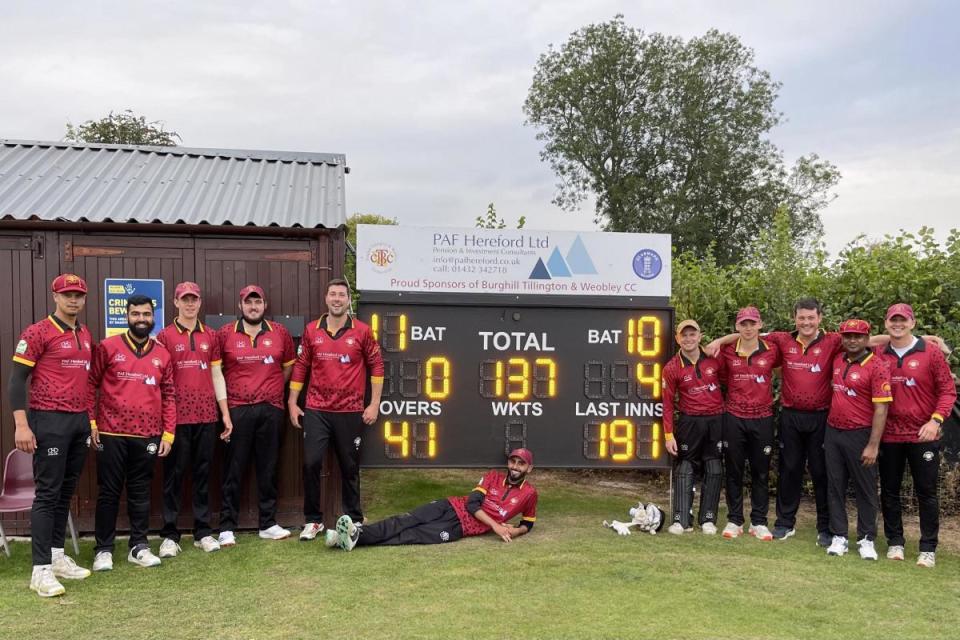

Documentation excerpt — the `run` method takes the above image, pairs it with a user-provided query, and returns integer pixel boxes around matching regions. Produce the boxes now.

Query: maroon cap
[838,319,871,335]
[239,284,265,301]
[735,306,761,324]
[174,281,202,299]
[508,448,533,465]
[885,303,914,322]
[51,273,88,294]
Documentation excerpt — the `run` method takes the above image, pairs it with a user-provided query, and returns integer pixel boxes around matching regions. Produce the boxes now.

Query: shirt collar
[235,319,271,333]
[844,350,874,366]
[791,329,825,351]
[175,319,204,334]
[48,314,80,332]
[884,336,925,357]
[678,348,708,367]
[318,314,354,331]
[735,338,768,358]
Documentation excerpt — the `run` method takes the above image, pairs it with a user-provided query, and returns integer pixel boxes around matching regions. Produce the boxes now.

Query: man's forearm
[869,404,888,447]
[368,379,383,407]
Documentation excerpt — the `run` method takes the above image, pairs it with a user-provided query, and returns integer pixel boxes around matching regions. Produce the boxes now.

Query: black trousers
[672,413,723,527]
[161,422,216,541]
[220,403,283,531]
[357,499,463,546]
[775,408,829,533]
[95,434,160,552]
[302,409,364,523]
[28,410,90,565]
[879,441,940,552]
[723,413,774,526]
[824,426,878,541]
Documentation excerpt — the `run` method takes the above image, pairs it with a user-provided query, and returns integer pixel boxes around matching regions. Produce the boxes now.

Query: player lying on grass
[328,449,538,550]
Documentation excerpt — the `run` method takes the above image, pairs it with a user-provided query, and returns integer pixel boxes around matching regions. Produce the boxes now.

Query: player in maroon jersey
[716,307,781,541]
[289,278,384,541]
[331,449,538,550]
[823,319,892,560]
[661,319,724,535]
[876,303,957,568]
[155,282,233,557]
[8,274,94,597]
[215,285,296,546]
[89,294,176,571]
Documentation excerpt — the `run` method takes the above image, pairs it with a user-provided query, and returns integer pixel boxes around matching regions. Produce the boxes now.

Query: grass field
[2,469,960,639]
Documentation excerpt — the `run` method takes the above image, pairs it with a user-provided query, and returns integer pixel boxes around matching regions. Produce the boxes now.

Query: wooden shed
[0,139,349,534]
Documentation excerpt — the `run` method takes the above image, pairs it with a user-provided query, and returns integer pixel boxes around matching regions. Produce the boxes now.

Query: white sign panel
[357,225,671,297]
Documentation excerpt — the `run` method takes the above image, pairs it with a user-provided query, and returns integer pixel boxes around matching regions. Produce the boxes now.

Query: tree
[524,17,840,265]
[64,109,181,146]
[475,203,526,229]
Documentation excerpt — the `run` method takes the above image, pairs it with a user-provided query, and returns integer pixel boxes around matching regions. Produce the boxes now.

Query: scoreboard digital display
[358,300,674,468]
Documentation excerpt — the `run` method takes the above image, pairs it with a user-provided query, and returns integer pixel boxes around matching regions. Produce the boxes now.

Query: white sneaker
[336,515,360,551]
[917,551,936,568]
[258,524,292,540]
[667,522,685,535]
[749,524,773,541]
[52,554,91,580]
[858,539,878,561]
[92,551,114,572]
[128,546,162,568]
[300,522,324,541]
[29,566,65,598]
[194,536,221,553]
[826,536,848,556]
[218,531,236,547]
[159,538,181,558]
[886,545,905,561]
[701,522,718,535]
[324,529,340,548]
[722,523,743,539]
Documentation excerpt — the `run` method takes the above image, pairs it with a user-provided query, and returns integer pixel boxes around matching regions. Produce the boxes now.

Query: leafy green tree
[524,17,839,265]
[65,109,181,146]
[475,203,526,229]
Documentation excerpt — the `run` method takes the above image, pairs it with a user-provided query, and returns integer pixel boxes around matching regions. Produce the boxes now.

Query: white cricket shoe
[258,524,291,540]
[826,536,848,556]
[667,523,686,535]
[92,551,114,572]
[30,566,65,598]
[721,523,743,539]
[128,546,162,568]
[300,522,324,541]
[886,545,904,561]
[857,539,878,561]
[218,531,237,547]
[749,524,773,541]
[324,529,340,548]
[701,522,718,535]
[159,538,181,558]
[194,536,221,553]
[336,515,359,551]
[916,551,936,568]
[52,554,91,580]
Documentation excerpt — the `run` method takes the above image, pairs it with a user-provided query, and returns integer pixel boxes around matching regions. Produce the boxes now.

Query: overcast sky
[1,1,956,256]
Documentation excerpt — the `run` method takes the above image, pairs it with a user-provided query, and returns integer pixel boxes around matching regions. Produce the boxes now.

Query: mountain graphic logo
[529,235,597,280]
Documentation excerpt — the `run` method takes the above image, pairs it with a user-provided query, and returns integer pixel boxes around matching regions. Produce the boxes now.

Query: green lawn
[2,469,960,640]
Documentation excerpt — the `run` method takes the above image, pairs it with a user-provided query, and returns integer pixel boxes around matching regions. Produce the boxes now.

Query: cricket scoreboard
[358,299,673,468]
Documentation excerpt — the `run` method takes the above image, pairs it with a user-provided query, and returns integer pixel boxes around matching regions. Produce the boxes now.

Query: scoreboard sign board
[357,225,674,468]
[358,299,673,468]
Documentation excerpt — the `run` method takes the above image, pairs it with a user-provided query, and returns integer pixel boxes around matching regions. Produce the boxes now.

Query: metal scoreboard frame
[358,291,675,469]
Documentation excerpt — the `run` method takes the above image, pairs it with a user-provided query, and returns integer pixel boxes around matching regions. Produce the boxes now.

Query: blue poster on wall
[103,279,165,337]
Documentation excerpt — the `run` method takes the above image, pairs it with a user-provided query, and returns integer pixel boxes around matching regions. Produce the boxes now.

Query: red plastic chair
[0,449,79,557]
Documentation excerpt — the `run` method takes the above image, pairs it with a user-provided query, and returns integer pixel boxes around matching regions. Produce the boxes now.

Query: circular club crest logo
[850,371,860,380]
[263,338,273,347]
[151,357,162,368]
[632,249,662,280]
[368,244,396,273]
[757,359,767,367]
[705,367,715,375]
[908,360,920,369]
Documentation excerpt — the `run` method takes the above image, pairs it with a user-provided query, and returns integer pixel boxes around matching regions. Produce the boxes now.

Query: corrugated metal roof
[0,139,347,227]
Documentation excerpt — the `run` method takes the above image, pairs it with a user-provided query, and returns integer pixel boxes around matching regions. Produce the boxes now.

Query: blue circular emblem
[632,249,662,280]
